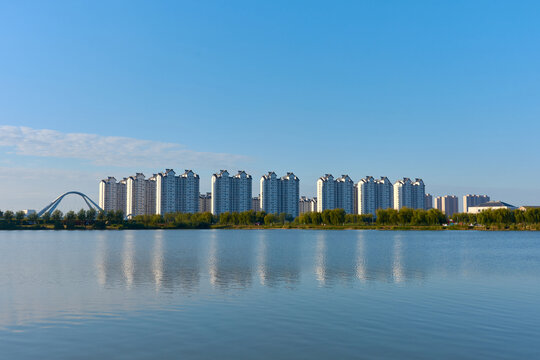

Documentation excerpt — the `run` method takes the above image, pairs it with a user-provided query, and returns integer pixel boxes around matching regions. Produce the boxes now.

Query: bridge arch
[37,191,103,217]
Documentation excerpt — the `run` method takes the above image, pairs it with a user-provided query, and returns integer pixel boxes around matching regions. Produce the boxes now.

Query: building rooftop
[234,170,252,179]
[473,201,516,208]
[360,176,374,183]
[282,172,298,181]
[318,174,334,181]
[213,170,229,177]
[261,171,277,179]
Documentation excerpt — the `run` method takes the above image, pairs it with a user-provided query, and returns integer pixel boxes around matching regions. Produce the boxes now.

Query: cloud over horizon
[0,126,250,168]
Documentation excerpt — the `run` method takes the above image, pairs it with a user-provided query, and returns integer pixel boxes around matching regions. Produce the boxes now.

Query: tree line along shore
[1,207,540,231]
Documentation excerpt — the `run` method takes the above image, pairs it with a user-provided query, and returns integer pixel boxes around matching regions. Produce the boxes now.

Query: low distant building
[199,192,211,213]
[468,201,517,214]
[252,196,261,212]
[463,194,490,213]
[299,196,317,214]
[23,209,36,215]
[424,194,433,210]
[353,184,358,214]
[299,196,310,214]
[519,206,540,211]
[435,195,459,216]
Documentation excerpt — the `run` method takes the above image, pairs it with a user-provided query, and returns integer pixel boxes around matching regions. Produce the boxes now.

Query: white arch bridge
[37,191,103,217]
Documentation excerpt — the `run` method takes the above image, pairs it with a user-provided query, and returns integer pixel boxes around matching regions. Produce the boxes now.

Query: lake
[0,230,539,359]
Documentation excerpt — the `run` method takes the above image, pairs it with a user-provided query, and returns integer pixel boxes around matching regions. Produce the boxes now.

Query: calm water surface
[0,230,539,359]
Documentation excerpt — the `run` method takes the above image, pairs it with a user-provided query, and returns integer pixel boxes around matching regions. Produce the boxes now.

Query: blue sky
[1,0,539,211]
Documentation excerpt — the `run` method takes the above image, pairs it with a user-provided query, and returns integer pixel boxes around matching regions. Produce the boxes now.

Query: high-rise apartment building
[99,176,128,213]
[412,178,426,210]
[156,169,177,215]
[280,172,300,218]
[178,170,200,213]
[231,171,252,213]
[211,170,253,215]
[260,172,279,214]
[317,174,335,212]
[102,168,199,217]
[335,175,355,214]
[394,178,412,210]
[316,174,356,214]
[145,175,157,215]
[435,195,459,216]
[211,170,231,215]
[358,176,376,215]
[394,178,426,210]
[463,194,490,213]
[260,171,300,217]
[155,169,200,215]
[425,194,433,210]
[357,176,394,215]
[376,177,394,210]
[99,177,119,212]
[126,173,148,218]
[117,178,127,213]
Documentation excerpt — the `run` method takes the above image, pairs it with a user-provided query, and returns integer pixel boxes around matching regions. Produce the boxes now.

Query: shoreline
[1,224,538,231]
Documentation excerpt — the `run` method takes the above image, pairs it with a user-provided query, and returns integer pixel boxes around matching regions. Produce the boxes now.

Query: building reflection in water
[93,231,203,293]
[316,231,430,285]
[355,232,367,282]
[3,231,536,334]
[91,230,432,293]
[165,231,201,293]
[208,231,254,290]
[315,232,326,284]
[95,232,108,287]
[392,234,404,283]
[208,231,218,286]
[151,231,164,291]
[257,231,301,288]
[122,232,136,289]
[315,231,357,286]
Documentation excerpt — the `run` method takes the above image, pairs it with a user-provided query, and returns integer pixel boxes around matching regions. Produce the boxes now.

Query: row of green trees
[295,208,446,226]
[0,209,124,229]
[452,208,540,226]
[375,208,447,226]
[130,212,214,229]
[130,211,295,228]
[4,207,540,229]
[295,209,350,225]
[0,207,447,228]
[287,208,447,226]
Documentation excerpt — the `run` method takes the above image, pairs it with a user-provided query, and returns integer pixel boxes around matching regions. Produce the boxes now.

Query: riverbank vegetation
[450,208,540,230]
[1,207,539,230]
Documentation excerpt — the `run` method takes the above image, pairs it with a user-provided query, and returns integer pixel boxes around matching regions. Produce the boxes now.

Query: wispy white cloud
[0,126,250,168]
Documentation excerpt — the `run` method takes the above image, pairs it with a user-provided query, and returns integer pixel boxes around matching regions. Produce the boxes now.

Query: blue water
[0,230,539,359]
